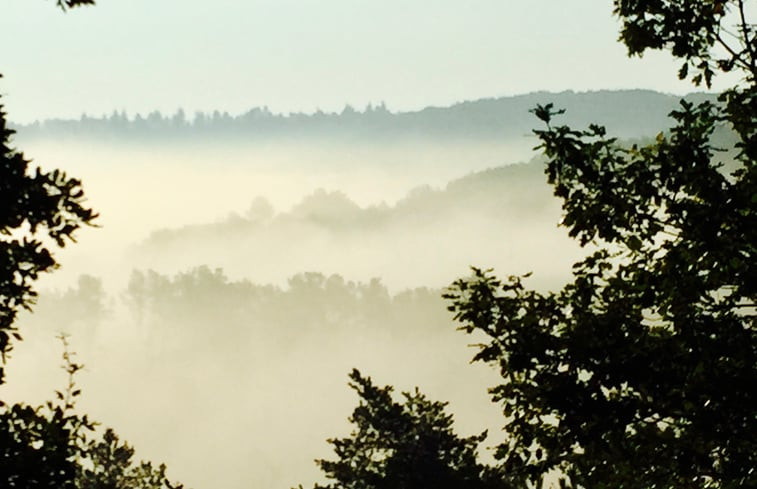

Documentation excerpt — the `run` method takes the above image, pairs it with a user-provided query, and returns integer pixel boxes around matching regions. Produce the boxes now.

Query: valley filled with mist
[2,90,726,489]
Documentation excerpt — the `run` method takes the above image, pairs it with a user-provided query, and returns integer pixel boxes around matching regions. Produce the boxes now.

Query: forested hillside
[14,90,716,142]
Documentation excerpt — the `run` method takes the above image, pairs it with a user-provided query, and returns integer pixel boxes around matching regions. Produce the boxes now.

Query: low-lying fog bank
[4,268,506,489]
[3,134,587,489]
[16,138,586,294]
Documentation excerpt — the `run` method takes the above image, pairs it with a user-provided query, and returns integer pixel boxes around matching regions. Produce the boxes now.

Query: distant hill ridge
[15,89,717,142]
[140,159,551,249]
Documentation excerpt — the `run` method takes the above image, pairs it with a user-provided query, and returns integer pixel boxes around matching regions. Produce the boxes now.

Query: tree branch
[737,0,756,77]
[716,33,752,72]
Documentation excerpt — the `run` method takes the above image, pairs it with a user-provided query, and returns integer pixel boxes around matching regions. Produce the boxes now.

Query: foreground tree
[0,336,92,488]
[77,428,182,489]
[1,2,95,482]
[0,336,182,489]
[2,2,181,488]
[1,0,99,388]
[311,369,505,489]
[446,1,755,488]
[0,86,96,384]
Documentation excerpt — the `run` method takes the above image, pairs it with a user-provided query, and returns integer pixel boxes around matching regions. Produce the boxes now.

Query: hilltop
[14,89,716,142]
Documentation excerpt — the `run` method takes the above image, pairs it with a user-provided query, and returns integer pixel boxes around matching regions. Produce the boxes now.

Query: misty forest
[1,1,755,489]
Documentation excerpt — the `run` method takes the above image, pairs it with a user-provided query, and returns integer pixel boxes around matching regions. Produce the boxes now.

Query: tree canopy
[312,369,505,489]
[445,1,755,488]
[0,81,97,384]
[614,0,756,87]
[56,0,96,11]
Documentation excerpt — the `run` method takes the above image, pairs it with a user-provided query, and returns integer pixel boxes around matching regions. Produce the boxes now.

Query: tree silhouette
[56,0,96,11]
[0,335,93,489]
[0,86,97,383]
[2,3,182,488]
[0,4,97,482]
[77,428,182,489]
[1,0,100,378]
[446,2,755,488]
[311,369,507,489]
[1,0,97,382]
[1,336,182,489]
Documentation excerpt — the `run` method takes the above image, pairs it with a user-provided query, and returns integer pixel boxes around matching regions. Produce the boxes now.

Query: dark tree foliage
[0,336,182,489]
[77,428,182,489]
[0,88,97,384]
[0,2,96,481]
[0,335,93,488]
[615,0,756,86]
[2,4,181,489]
[445,2,756,488]
[0,0,99,386]
[56,0,96,11]
[0,403,80,488]
[312,369,507,489]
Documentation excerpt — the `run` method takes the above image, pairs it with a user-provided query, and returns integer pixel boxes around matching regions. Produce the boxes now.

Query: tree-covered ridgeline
[12,91,721,143]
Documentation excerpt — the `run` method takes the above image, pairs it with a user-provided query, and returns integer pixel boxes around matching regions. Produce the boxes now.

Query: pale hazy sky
[0,0,734,123]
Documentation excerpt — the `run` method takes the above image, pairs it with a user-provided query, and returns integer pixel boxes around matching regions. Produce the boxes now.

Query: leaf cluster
[77,428,183,489]
[614,0,757,86]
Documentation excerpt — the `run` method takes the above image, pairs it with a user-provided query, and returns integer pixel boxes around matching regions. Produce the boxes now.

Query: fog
[16,135,578,291]
[1,93,680,489]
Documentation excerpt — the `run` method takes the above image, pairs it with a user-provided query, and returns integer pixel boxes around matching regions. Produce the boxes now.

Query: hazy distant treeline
[15,266,486,489]
[140,160,550,247]
[28,267,451,355]
[121,159,583,291]
[13,90,717,142]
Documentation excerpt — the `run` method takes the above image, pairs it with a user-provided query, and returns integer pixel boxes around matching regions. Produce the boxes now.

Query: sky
[0,0,738,123]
